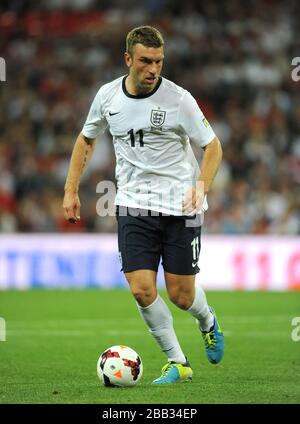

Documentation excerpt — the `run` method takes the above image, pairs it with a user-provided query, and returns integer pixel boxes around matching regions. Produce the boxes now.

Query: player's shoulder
[161,76,187,99]
[94,75,124,102]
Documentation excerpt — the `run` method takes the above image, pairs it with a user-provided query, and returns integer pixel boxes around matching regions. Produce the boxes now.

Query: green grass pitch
[0,289,299,404]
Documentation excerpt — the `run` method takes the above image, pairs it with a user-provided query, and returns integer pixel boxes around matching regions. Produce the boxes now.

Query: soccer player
[63,25,224,384]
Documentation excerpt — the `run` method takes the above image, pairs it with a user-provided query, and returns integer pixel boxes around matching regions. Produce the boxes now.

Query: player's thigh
[117,211,162,274]
[162,217,202,275]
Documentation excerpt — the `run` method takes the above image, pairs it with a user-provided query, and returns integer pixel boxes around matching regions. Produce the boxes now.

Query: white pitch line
[6,315,293,328]
[5,329,289,338]
[6,330,96,337]
[5,318,137,328]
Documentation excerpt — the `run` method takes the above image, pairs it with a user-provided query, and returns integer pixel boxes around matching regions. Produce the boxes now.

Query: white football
[97,345,143,387]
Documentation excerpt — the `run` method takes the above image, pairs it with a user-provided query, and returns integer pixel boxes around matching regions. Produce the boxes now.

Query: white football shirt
[82,75,216,215]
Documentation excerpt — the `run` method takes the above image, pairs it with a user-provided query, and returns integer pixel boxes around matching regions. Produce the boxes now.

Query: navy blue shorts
[116,207,202,275]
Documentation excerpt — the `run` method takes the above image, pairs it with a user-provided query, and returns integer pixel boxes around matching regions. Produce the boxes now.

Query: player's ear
[124,51,132,68]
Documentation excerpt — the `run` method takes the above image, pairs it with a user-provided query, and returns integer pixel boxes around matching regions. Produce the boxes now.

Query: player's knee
[168,291,192,310]
[130,285,157,307]
[168,290,192,310]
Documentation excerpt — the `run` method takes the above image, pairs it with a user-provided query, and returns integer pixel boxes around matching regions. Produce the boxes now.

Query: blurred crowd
[0,0,299,234]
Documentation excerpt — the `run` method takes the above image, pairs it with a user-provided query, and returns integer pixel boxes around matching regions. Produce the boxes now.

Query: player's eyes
[140,59,162,64]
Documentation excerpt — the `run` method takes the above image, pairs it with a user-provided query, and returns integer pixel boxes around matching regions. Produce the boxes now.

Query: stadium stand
[0,0,299,234]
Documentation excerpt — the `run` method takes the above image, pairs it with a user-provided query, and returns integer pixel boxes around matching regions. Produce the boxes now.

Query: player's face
[125,43,164,94]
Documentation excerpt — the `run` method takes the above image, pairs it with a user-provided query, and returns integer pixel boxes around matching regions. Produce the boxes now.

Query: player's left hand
[183,185,205,215]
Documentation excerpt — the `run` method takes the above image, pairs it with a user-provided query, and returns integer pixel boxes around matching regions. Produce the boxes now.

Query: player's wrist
[196,179,209,195]
[64,185,79,194]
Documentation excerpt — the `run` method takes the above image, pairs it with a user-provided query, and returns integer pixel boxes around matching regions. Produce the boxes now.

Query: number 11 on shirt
[128,129,144,147]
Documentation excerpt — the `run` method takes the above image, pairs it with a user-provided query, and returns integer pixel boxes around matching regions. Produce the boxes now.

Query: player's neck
[125,75,158,96]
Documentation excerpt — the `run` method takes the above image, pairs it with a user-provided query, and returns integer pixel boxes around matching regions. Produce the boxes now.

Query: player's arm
[179,90,224,214]
[63,133,96,223]
[198,136,222,194]
[183,136,222,214]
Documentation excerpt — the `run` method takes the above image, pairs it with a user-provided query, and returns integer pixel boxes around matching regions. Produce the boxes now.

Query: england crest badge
[150,109,166,127]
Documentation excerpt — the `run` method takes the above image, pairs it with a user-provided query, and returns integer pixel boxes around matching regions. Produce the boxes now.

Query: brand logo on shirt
[150,109,166,126]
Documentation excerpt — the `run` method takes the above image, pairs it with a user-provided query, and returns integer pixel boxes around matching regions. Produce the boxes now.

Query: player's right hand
[183,184,205,216]
[63,192,81,224]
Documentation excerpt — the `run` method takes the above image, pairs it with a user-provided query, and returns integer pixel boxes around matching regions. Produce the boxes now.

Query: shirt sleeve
[81,87,108,138]
[178,90,216,148]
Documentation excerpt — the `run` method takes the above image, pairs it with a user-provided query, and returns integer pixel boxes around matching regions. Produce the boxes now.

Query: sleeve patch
[202,118,210,128]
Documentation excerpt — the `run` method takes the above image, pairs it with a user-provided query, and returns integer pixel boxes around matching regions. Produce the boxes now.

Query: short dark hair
[126,25,164,56]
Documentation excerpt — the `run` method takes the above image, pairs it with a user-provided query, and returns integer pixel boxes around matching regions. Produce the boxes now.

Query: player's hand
[183,185,205,215]
[63,192,81,224]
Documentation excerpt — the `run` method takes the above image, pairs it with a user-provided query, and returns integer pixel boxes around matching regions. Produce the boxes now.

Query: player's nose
[148,64,158,75]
